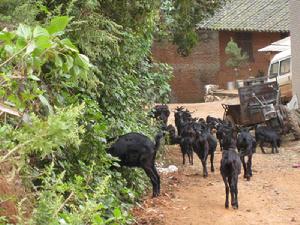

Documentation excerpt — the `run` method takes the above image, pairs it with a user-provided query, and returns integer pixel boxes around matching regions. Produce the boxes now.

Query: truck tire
[286,109,300,140]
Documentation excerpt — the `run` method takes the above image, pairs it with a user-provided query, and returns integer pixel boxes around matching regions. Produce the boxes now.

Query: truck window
[279,58,290,75]
[269,62,279,78]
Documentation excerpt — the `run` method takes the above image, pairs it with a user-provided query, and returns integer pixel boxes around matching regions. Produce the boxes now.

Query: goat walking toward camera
[237,128,256,181]
[220,128,241,209]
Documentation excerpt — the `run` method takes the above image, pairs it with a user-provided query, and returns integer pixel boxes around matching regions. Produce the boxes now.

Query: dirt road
[133,101,300,225]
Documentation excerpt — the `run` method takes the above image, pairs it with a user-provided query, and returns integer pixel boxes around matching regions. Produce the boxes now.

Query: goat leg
[210,152,215,172]
[222,176,229,209]
[241,156,247,179]
[229,175,239,209]
[201,159,208,177]
[233,176,239,209]
[202,151,209,177]
[219,139,223,151]
[152,165,160,195]
[144,167,159,197]
[260,141,266,154]
[189,150,194,165]
[274,142,279,153]
[228,176,235,208]
[271,142,276,154]
[247,154,253,178]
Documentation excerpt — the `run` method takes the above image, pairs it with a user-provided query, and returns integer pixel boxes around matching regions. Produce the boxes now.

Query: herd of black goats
[108,104,282,209]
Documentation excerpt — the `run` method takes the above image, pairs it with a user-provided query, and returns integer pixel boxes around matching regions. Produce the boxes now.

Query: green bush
[0,12,170,224]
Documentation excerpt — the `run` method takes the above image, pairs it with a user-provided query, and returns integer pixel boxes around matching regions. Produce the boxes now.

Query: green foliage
[41,0,172,136]
[0,17,97,114]
[0,6,170,224]
[159,0,227,56]
[0,105,84,163]
[225,38,249,75]
[0,18,140,224]
[0,0,227,56]
[0,0,40,27]
[27,163,135,225]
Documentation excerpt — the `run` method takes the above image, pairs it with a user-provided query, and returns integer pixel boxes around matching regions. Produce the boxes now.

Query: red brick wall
[216,31,283,88]
[152,31,285,103]
[152,31,220,103]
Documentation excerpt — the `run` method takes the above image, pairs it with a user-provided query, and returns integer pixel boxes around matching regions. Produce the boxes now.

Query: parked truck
[267,49,292,103]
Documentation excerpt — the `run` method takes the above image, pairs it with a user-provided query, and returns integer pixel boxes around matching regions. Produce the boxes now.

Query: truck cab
[267,49,292,103]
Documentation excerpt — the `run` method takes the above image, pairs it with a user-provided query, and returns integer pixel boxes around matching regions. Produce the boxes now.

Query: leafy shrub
[0,13,170,224]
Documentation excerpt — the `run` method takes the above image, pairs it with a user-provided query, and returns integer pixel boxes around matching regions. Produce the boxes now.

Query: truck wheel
[287,109,300,140]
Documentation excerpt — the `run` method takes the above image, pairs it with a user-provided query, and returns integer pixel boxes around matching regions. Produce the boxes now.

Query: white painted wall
[290,0,300,100]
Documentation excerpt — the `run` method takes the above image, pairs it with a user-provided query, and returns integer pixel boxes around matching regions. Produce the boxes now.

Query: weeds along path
[133,101,300,225]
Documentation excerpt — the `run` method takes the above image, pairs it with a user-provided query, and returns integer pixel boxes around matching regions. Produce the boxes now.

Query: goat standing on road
[255,125,281,154]
[193,123,217,177]
[237,128,256,181]
[220,128,241,209]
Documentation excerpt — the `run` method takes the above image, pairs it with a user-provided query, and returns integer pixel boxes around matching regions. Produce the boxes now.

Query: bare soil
[133,101,300,225]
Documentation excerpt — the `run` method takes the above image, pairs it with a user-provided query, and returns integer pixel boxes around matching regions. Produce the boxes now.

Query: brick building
[152,0,289,103]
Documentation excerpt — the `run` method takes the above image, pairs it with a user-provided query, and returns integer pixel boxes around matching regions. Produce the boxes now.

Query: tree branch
[0,140,31,164]
[54,191,74,216]
[0,44,28,68]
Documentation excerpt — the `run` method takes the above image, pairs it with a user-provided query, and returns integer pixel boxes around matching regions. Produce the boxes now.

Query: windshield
[269,62,279,79]
[280,58,290,75]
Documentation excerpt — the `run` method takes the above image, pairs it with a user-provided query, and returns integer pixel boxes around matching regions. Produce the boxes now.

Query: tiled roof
[197,0,289,32]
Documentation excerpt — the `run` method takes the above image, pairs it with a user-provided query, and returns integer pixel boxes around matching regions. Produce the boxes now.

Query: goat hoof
[211,168,215,173]
[246,177,251,181]
[152,192,160,198]
[225,204,229,209]
[233,205,238,210]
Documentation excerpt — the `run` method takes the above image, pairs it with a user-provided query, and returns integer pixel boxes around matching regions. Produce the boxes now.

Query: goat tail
[154,131,164,151]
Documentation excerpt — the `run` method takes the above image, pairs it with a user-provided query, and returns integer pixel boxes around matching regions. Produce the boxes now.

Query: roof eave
[197,26,289,33]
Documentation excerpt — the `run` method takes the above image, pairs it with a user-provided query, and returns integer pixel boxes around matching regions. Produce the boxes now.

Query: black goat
[193,123,217,177]
[220,128,241,209]
[166,124,180,145]
[151,104,170,127]
[237,128,256,181]
[174,107,192,136]
[255,126,281,154]
[206,115,221,129]
[108,132,164,197]
[179,121,195,165]
[207,132,217,172]
[216,122,230,151]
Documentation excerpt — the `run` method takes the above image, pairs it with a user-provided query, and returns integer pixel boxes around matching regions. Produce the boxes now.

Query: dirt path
[133,101,300,225]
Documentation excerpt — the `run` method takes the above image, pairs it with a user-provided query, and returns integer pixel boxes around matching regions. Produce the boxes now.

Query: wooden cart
[222,81,288,131]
